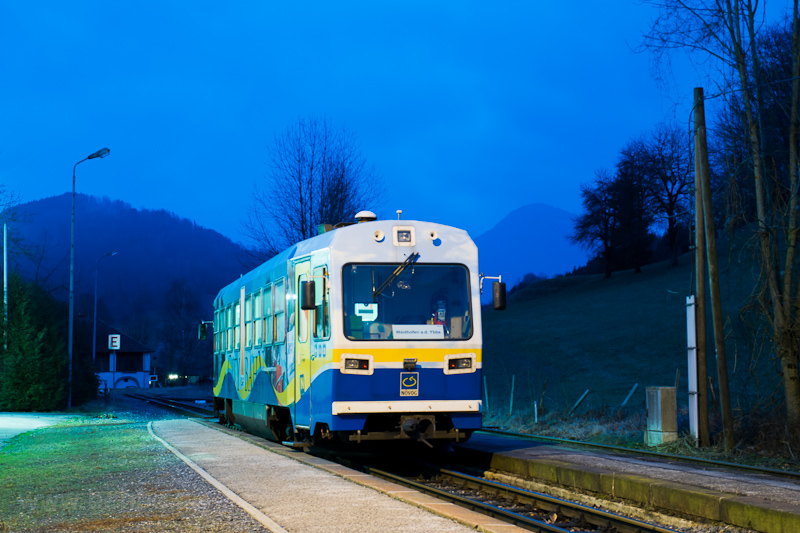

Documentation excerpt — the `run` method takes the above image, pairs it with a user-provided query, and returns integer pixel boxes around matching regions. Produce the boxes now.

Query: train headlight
[341,354,374,375]
[443,353,477,375]
[448,358,472,370]
[344,358,369,370]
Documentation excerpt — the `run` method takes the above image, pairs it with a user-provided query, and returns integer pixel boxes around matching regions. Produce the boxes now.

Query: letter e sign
[108,334,121,350]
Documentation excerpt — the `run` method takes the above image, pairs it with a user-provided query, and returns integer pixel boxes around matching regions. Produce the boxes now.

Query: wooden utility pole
[695,87,734,453]
[693,90,710,448]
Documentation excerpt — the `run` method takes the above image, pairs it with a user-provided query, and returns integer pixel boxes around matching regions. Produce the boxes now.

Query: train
[209,211,505,447]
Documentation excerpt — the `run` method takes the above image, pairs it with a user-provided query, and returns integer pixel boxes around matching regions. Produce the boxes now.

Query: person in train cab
[430,296,451,337]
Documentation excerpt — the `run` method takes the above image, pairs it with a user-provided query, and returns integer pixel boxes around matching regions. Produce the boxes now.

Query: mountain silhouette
[10,193,247,329]
[474,203,588,296]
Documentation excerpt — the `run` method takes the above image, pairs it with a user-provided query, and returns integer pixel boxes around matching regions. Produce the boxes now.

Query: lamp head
[88,147,110,159]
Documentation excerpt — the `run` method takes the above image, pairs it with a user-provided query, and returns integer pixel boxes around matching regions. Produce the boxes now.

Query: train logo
[400,372,419,396]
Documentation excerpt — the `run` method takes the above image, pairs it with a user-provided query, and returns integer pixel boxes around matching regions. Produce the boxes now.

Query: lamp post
[92,251,117,368]
[68,147,110,409]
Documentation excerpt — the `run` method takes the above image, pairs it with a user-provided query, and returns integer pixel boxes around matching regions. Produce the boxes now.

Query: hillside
[11,194,248,340]
[481,229,766,424]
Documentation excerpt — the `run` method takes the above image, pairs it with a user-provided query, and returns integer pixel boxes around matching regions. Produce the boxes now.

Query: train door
[293,260,312,429]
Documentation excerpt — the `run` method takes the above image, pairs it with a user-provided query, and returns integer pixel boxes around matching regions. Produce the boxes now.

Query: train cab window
[342,263,473,341]
[313,266,330,339]
[234,301,241,349]
[275,279,286,344]
[264,285,273,344]
[254,291,262,346]
[245,295,253,347]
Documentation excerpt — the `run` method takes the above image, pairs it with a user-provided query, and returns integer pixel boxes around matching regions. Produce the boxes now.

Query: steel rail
[363,464,678,533]
[363,465,572,533]
[125,394,216,418]
[436,468,679,533]
[476,428,800,482]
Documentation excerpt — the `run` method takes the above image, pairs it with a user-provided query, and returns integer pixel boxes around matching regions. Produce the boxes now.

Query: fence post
[508,375,515,416]
[483,375,489,413]
[569,389,590,416]
[622,383,638,407]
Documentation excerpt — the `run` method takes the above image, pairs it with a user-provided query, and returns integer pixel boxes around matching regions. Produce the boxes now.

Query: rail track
[339,456,680,533]
[122,394,800,485]
[124,393,216,418]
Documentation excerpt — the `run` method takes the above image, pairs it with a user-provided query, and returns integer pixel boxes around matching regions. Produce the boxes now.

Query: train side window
[216,309,222,353]
[217,309,223,353]
[254,290,262,346]
[226,305,232,352]
[234,300,241,349]
[245,295,253,348]
[213,309,218,353]
[313,266,330,339]
[275,279,285,344]
[264,285,273,344]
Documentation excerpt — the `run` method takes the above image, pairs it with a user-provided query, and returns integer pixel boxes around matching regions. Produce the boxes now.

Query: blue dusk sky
[0,2,790,246]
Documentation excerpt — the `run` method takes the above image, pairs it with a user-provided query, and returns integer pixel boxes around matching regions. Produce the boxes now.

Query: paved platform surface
[457,433,800,533]
[152,419,528,533]
[0,413,74,449]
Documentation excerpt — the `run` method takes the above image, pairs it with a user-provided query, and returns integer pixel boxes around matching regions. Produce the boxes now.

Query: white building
[93,320,154,389]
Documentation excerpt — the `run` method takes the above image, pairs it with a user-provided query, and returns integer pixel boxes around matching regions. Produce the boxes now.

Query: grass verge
[1,415,192,532]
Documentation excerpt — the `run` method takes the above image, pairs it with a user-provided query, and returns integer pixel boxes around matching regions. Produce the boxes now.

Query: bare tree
[244,116,383,260]
[571,170,619,278]
[616,139,659,273]
[643,124,694,266]
[643,0,800,433]
[0,184,26,259]
[161,278,208,378]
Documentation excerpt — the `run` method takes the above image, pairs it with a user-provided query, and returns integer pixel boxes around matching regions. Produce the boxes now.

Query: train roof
[214,219,477,306]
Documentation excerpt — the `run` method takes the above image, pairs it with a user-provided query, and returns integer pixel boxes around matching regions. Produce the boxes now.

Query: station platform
[151,419,528,533]
[455,432,800,533]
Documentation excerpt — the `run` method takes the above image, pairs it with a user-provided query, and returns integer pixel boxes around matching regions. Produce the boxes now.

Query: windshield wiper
[373,252,420,300]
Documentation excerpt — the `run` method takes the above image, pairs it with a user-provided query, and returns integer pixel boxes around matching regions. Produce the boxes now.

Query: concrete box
[645,386,677,446]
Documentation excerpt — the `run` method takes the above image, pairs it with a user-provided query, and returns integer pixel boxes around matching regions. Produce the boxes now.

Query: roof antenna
[396,209,402,220]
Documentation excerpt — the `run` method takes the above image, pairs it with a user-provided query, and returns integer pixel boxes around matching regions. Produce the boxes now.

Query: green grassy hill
[481,231,768,426]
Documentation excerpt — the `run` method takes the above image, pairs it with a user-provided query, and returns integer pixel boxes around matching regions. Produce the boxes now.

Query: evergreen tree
[0,274,67,411]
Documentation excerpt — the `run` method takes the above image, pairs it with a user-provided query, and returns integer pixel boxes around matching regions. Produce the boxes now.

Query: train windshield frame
[342,262,473,341]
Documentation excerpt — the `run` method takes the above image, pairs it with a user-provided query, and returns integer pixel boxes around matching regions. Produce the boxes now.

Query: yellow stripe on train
[331,348,482,364]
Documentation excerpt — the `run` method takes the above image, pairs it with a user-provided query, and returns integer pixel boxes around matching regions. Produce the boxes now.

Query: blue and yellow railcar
[211,214,503,446]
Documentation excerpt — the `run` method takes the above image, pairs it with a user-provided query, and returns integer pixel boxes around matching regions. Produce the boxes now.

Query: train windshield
[342,263,472,341]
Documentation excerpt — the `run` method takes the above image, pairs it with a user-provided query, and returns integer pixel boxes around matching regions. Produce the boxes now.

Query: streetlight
[92,251,117,369]
[68,147,110,409]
